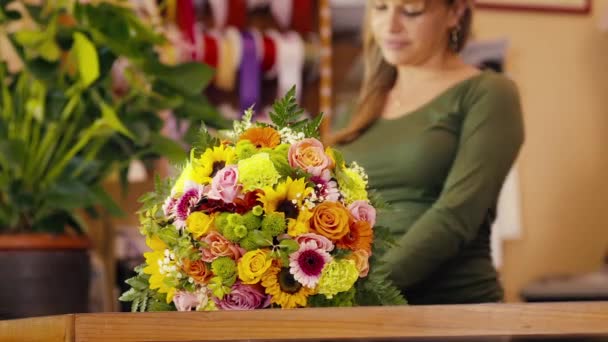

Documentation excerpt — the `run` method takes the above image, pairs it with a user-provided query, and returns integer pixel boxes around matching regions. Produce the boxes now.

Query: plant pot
[0,234,92,319]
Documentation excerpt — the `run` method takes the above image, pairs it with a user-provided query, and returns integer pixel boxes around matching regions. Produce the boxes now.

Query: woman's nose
[388,6,403,33]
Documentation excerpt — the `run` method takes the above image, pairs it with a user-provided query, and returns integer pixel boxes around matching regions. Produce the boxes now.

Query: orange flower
[182,258,212,284]
[239,127,281,148]
[310,202,351,240]
[347,249,371,277]
[337,220,373,254]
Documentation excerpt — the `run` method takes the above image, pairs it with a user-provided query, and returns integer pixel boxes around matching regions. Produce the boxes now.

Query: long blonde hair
[327,0,473,146]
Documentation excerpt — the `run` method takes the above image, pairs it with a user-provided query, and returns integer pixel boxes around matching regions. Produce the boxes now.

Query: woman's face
[369,0,463,66]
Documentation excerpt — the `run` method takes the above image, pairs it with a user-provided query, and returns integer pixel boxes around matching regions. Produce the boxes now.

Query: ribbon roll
[270,0,293,30]
[276,31,304,101]
[239,31,261,114]
[215,27,242,91]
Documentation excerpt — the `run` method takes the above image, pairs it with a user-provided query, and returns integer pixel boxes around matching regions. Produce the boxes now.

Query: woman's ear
[448,0,469,28]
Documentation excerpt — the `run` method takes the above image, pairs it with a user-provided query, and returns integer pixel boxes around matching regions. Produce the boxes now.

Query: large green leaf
[90,184,125,217]
[97,98,134,139]
[148,133,187,165]
[145,61,214,96]
[0,139,27,174]
[44,179,98,210]
[72,32,99,88]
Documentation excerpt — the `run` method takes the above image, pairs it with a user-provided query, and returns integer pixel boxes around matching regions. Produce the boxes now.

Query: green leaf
[44,179,97,210]
[279,239,299,253]
[91,185,125,217]
[72,32,99,88]
[269,86,305,127]
[190,123,219,158]
[158,226,179,246]
[37,38,61,62]
[98,99,134,139]
[148,133,186,165]
[250,230,272,247]
[13,30,47,46]
[145,61,214,96]
[0,139,27,174]
[125,275,149,291]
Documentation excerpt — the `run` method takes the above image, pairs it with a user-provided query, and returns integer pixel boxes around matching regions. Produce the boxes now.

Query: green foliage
[118,264,176,312]
[0,1,225,233]
[355,226,408,306]
[269,86,324,138]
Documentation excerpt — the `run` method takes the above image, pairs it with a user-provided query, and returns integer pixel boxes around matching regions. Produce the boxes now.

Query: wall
[474,3,608,301]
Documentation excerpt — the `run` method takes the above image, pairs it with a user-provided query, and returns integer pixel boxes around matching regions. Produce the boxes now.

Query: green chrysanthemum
[238,153,281,191]
[242,211,262,230]
[317,259,359,299]
[261,212,287,237]
[337,167,368,204]
[235,139,257,161]
[211,256,237,279]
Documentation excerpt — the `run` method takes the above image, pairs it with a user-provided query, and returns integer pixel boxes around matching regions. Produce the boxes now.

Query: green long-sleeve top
[338,70,525,304]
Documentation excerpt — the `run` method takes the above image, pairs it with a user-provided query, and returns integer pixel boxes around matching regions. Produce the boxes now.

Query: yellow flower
[186,212,214,239]
[261,264,315,308]
[192,144,236,184]
[171,162,195,194]
[143,249,177,303]
[237,250,273,284]
[287,209,313,236]
[259,177,311,215]
[146,235,167,252]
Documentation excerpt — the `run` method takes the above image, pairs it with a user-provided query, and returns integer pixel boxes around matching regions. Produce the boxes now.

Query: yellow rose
[310,202,351,240]
[237,250,273,284]
[186,212,214,239]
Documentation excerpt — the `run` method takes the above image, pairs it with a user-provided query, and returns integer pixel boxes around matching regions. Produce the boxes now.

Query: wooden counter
[1,302,607,342]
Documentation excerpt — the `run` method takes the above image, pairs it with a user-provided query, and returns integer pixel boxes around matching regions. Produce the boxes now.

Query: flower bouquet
[120,88,406,311]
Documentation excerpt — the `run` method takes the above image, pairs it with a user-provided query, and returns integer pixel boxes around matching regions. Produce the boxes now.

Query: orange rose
[182,258,212,284]
[337,220,373,254]
[310,202,351,240]
[239,127,281,148]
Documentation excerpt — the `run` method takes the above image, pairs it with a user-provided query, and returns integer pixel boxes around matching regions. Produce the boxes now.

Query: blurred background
[1,0,607,318]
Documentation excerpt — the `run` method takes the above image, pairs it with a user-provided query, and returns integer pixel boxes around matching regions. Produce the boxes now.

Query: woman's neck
[395,51,467,86]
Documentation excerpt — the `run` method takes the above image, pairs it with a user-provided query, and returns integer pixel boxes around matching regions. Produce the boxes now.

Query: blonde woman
[330,0,524,304]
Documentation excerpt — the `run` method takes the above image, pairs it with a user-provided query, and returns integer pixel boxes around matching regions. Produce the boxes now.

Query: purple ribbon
[239,31,261,115]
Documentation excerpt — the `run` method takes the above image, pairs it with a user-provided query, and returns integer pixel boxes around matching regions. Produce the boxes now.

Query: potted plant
[0,0,227,319]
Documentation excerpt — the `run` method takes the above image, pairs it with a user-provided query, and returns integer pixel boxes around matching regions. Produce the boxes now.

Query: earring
[450,26,461,52]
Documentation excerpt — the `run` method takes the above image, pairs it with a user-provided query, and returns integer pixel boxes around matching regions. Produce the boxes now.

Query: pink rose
[288,138,331,177]
[293,233,334,252]
[201,231,245,262]
[207,165,241,203]
[348,200,376,227]
[173,291,200,311]
[214,282,270,310]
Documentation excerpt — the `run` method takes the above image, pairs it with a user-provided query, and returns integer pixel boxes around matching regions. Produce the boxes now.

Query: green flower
[235,140,257,161]
[215,212,231,234]
[336,167,368,204]
[238,153,281,191]
[211,256,237,279]
[261,212,287,237]
[223,224,248,242]
[252,205,264,216]
[242,211,262,230]
[317,259,359,299]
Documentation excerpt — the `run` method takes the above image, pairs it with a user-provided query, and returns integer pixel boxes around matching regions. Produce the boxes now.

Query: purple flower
[214,282,269,310]
[310,169,340,202]
[207,165,242,203]
[174,181,206,229]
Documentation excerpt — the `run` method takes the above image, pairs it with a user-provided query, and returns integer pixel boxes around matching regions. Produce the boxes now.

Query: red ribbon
[226,0,247,29]
[291,0,313,34]
[202,34,219,68]
[261,34,276,74]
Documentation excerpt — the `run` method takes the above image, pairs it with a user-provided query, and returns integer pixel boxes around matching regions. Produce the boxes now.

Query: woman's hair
[327,0,472,146]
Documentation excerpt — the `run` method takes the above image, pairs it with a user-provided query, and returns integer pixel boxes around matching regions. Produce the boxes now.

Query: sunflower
[239,126,281,149]
[258,177,314,234]
[261,264,315,308]
[191,144,236,184]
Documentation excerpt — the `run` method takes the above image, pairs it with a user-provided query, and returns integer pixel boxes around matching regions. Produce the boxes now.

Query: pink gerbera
[289,241,332,288]
[173,181,206,229]
[310,169,340,202]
